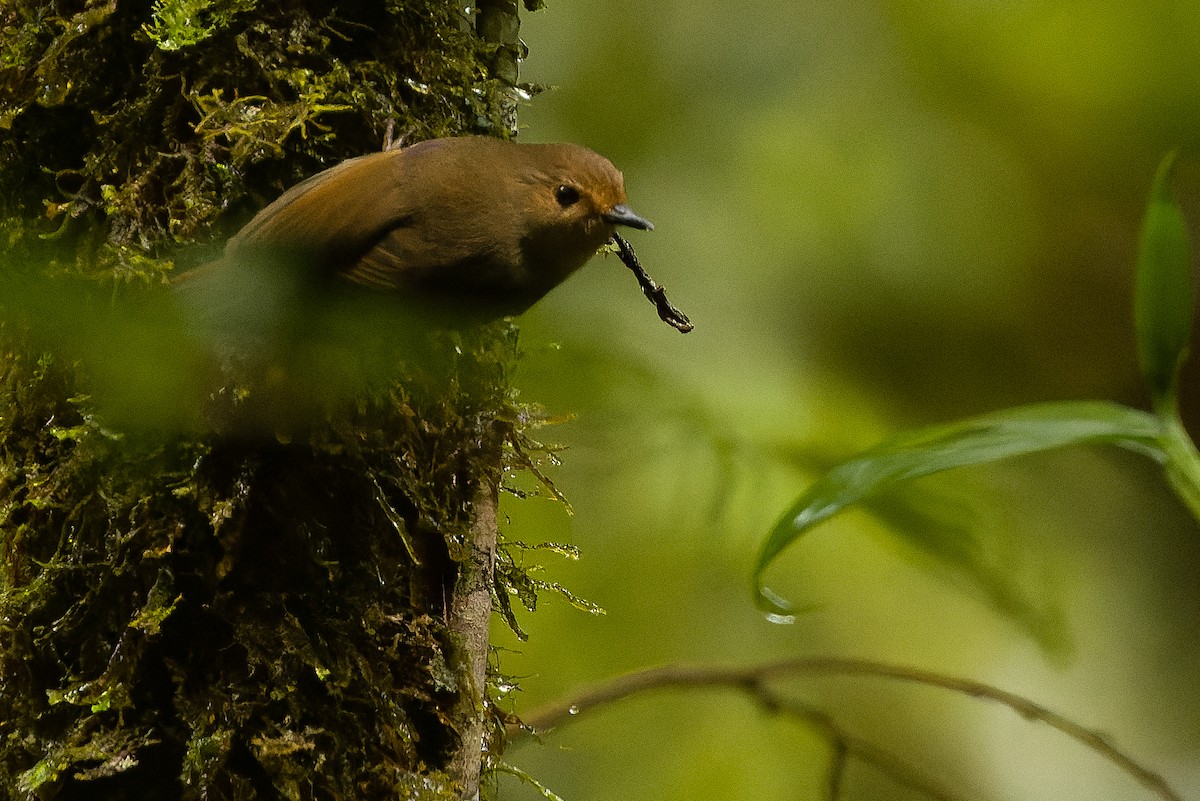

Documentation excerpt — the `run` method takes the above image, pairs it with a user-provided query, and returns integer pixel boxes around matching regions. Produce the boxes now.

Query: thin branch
[447,469,501,798]
[611,233,693,333]
[765,695,972,801]
[511,657,1184,801]
[826,731,848,801]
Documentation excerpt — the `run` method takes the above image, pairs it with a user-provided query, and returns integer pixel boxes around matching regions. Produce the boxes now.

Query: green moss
[0,0,537,277]
[143,0,259,52]
[0,2,557,798]
[0,325,531,797]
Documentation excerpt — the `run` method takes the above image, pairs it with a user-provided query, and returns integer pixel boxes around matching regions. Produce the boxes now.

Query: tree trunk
[0,2,536,798]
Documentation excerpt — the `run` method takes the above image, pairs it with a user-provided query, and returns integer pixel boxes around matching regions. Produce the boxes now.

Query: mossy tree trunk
[0,2,543,799]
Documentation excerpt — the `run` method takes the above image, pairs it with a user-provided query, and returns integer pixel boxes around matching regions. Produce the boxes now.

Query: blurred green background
[495,2,1200,800]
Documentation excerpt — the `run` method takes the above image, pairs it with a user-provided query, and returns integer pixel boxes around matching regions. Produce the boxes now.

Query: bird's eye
[555,185,581,207]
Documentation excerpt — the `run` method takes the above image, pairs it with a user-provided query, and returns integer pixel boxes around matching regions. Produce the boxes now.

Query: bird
[221,135,656,319]
[176,135,680,431]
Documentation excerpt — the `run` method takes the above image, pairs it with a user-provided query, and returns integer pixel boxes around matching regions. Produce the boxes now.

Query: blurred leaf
[754,401,1165,619]
[1135,152,1193,410]
[858,481,1067,651]
[1,270,210,433]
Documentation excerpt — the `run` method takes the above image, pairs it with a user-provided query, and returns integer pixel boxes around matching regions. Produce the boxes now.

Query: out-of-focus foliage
[755,156,1200,627]
[496,3,1200,801]
[1136,154,1193,411]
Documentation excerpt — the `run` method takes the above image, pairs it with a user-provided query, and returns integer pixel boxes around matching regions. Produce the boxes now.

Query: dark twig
[611,233,694,333]
[767,697,969,801]
[510,657,1184,801]
[825,729,848,801]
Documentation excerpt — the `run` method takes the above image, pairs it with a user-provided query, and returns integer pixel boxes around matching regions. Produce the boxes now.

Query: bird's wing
[227,150,415,265]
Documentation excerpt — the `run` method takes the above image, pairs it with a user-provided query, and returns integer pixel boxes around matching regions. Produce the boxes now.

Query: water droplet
[567,705,579,716]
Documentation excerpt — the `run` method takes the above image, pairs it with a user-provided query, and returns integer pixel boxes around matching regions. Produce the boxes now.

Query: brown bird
[180,136,688,431]
[224,135,656,318]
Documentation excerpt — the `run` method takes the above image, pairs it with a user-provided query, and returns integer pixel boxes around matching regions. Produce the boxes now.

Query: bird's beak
[603,204,654,232]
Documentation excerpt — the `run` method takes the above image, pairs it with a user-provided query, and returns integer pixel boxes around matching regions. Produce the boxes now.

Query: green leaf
[1135,152,1193,410]
[754,401,1165,619]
